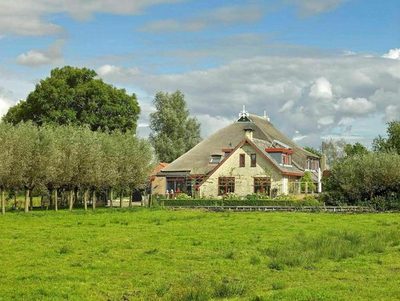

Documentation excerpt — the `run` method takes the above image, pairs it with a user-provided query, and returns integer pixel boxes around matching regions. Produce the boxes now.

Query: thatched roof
[161,114,318,176]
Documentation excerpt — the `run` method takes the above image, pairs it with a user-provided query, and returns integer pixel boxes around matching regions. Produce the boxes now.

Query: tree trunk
[119,192,123,208]
[29,189,33,211]
[14,193,17,209]
[69,190,74,211]
[84,189,88,211]
[24,189,29,213]
[49,188,53,208]
[1,188,5,215]
[129,191,132,208]
[54,189,58,211]
[92,191,96,210]
[110,188,113,207]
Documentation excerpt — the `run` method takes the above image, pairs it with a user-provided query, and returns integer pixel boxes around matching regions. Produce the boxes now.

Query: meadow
[1,209,399,301]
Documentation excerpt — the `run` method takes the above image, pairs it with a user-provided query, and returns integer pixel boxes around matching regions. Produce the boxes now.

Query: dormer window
[210,154,222,164]
[282,153,292,165]
[265,147,293,166]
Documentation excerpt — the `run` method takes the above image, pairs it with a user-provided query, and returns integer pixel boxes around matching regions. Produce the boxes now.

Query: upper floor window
[210,155,222,164]
[239,154,245,167]
[251,153,257,167]
[307,158,319,170]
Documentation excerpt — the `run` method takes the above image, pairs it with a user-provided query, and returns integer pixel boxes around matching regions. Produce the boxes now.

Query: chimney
[244,127,253,140]
[263,110,270,122]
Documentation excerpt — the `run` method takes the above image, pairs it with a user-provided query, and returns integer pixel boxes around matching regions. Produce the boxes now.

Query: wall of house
[199,143,284,198]
[151,177,167,196]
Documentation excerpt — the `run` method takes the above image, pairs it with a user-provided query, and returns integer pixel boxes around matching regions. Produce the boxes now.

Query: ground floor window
[218,177,235,195]
[254,177,271,194]
[166,177,186,193]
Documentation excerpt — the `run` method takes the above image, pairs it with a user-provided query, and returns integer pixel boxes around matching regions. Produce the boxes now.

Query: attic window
[210,154,222,164]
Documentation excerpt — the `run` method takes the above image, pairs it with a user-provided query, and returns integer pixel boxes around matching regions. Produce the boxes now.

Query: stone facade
[199,143,285,197]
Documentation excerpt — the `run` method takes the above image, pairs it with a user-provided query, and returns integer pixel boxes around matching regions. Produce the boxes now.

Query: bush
[155,197,322,207]
[324,152,400,208]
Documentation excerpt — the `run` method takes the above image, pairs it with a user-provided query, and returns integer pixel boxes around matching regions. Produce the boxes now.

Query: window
[210,155,222,164]
[250,154,256,167]
[239,154,245,167]
[254,177,271,194]
[282,154,291,165]
[307,158,319,170]
[218,177,235,195]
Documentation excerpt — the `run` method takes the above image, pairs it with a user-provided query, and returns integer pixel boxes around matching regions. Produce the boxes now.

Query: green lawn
[1,209,399,301]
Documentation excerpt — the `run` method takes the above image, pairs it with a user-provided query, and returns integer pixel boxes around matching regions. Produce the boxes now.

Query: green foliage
[300,171,316,192]
[149,91,201,162]
[303,146,322,157]
[156,196,321,207]
[344,142,369,157]
[373,120,400,154]
[2,66,140,132]
[323,152,400,208]
[0,123,153,212]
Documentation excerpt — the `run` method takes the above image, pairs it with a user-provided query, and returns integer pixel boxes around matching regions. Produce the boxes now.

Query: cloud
[16,40,64,67]
[0,0,183,36]
[336,97,375,115]
[0,88,14,117]
[97,50,400,147]
[288,0,346,16]
[309,77,333,99]
[140,4,264,33]
[382,48,400,60]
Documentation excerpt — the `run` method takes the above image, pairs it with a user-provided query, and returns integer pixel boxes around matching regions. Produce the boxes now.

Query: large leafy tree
[344,142,369,157]
[373,121,400,154]
[2,66,140,132]
[149,91,201,163]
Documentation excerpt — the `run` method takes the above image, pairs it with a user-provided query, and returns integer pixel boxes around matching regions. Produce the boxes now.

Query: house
[157,108,322,198]
[150,162,169,195]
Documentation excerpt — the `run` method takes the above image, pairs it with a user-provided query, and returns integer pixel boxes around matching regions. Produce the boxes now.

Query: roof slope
[161,114,318,175]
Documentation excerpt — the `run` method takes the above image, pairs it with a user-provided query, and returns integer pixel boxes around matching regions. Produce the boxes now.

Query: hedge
[153,197,321,207]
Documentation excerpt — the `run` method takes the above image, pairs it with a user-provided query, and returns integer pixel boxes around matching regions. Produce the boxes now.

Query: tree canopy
[344,142,369,157]
[0,123,153,214]
[149,91,201,163]
[2,66,140,132]
[373,121,400,154]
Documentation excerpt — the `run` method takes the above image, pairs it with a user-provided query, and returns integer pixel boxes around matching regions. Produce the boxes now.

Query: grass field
[1,209,400,300]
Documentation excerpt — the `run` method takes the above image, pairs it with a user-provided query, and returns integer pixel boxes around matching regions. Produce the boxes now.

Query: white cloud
[16,40,63,67]
[385,105,400,122]
[140,4,264,32]
[0,0,183,36]
[288,0,346,16]
[97,52,400,146]
[336,97,375,115]
[309,77,333,99]
[0,88,14,117]
[383,48,400,60]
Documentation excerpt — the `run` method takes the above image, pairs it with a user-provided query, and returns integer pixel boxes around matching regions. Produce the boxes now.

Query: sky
[0,0,399,148]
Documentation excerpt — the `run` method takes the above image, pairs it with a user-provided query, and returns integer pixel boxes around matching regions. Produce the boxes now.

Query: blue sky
[0,0,399,147]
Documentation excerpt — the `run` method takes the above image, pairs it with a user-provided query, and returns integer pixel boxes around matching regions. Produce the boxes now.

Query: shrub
[157,197,322,207]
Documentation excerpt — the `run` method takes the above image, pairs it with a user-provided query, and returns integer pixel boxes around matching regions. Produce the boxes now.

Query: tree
[323,152,400,208]
[344,142,369,157]
[321,139,346,168]
[149,91,201,163]
[373,121,400,154]
[2,66,140,133]
[303,146,322,157]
